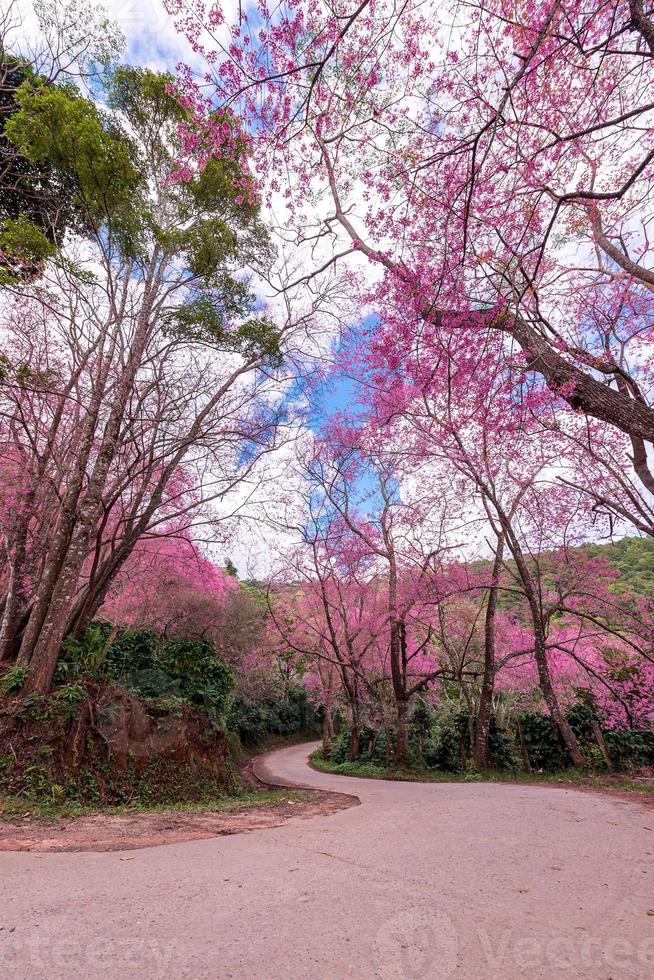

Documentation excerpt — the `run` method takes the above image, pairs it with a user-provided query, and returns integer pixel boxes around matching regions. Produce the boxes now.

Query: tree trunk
[322,710,335,757]
[533,637,585,767]
[16,494,83,670]
[516,717,531,772]
[348,702,361,761]
[0,563,20,663]
[21,534,91,695]
[385,726,392,765]
[368,731,378,758]
[394,698,409,765]
[591,720,614,772]
[499,515,586,768]
[474,533,505,769]
[18,289,156,689]
[15,328,118,670]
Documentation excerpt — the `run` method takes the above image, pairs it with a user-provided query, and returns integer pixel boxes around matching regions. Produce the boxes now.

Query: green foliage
[103,66,265,271]
[566,700,599,740]
[0,214,56,282]
[424,724,464,772]
[59,622,114,678]
[159,637,233,718]
[311,752,390,779]
[57,622,234,721]
[310,750,654,796]
[163,294,282,364]
[44,683,87,720]
[230,686,317,746]
[327,724,390,765]
[6,81,139,208]
[411,700,432,738]
[328,711,518,773]
[234,316,283,364]
[0,54,81,278]
[419,710,467,772]
[359,724,388,764]
[515,712,566,771]
[328,730,352,764]
[142,694,187,718]
[184,221,239,278]
[604,729,654,770]
[3,78,141,258]
[106,66,187,135]
[0,58,270,293]
[0,664,28,695]
[487,715,519,770]
[318,703,652,776]
[0,757,235,817]
[592,537,654,595]
[0,780,304,822]
[187,143,252,214]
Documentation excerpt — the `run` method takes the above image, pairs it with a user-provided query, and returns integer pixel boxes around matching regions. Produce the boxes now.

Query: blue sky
[108,0,197,71]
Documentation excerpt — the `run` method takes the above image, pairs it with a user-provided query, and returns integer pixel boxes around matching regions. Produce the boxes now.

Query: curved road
[2,741,653,979]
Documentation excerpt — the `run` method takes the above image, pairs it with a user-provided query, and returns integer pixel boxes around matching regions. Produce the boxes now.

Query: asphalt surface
[2,740,653,979]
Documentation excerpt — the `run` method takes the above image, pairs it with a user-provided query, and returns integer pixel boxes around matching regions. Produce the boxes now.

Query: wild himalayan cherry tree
[267,430,501,763]
[266,547,374,759]
[383,328,634,761]
[100,533,237,638]
[305,313,654,763]
[170,0,654,525]
[0,65,303,695]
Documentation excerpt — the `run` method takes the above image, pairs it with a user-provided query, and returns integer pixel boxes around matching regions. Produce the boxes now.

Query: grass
[310,750,654,796]
[0,787,312,823]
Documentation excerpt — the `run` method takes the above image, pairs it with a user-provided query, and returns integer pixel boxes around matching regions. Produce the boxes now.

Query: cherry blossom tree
[100,533,236,638]
[0,63,309,694]
[172,0,654,519]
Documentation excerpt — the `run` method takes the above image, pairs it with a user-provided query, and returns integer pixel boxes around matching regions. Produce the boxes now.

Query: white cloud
[105,0,197,71]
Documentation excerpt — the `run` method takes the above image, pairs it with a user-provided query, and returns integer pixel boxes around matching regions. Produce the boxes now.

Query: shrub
[159,637,233,718]
[328,730,352,764]
[45,683,87,720]
[488,716,519,770]
[516,712,567,771]
[230,685,317,746]
[424,724,464,772]
[411,701,432,739]
[0,664,28,695]
[566,701,600,741]
[57,624,234,721]
[604,728,654,770]
[59,622,117,678]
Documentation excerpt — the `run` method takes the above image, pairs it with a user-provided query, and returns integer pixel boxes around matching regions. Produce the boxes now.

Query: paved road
[2,741,653,979]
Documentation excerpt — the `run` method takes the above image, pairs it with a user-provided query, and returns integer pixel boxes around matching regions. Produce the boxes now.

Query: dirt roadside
[0,748,358,852]
[0,790,356,852]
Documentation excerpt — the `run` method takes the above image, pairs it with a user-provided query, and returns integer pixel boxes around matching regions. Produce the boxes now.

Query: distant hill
[583,537,654,596]
[468,536,654,606]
